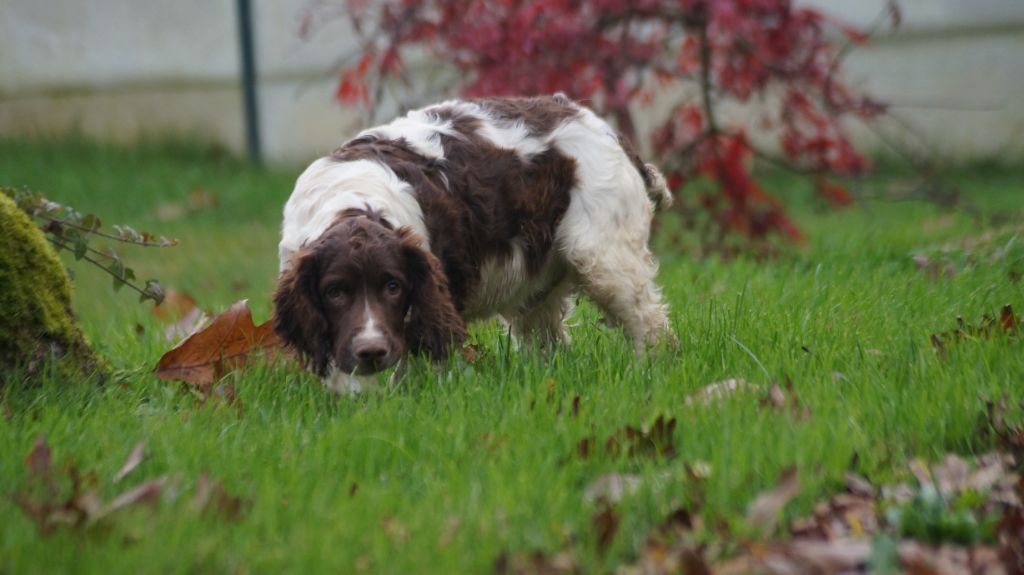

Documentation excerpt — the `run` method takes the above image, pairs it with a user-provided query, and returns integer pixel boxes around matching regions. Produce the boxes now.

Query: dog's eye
[385,280,402,296]
[325,285,348,300]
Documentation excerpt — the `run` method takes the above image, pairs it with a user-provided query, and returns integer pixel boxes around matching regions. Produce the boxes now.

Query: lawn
[1,138,1023,573]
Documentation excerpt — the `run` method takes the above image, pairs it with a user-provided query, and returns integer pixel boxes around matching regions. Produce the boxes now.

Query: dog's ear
[400,230,468,361]
[273,248,331,376]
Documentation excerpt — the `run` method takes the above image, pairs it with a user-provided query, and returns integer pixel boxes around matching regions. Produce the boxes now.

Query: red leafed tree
[304,0,900,252]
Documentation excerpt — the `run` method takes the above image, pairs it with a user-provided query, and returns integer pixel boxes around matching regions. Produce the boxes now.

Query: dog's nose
[353,340,388,365]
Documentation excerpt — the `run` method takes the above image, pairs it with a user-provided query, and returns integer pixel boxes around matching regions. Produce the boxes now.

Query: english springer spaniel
[274,95,676,393]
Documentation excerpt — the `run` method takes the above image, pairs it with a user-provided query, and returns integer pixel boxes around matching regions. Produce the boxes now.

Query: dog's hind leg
[551,108,677,354]
[569,242,676,355]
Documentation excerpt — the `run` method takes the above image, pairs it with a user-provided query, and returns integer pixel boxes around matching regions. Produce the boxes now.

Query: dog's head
[273,211,467,377]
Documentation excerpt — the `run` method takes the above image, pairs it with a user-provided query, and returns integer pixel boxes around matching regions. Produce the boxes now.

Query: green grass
[2,138,1023,573]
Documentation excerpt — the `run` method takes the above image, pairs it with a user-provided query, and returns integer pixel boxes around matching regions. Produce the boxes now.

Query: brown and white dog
[273,95,676,393]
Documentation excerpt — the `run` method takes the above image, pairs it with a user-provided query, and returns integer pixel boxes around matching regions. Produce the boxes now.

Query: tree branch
[34,213,177,247]
[45,237,161,303]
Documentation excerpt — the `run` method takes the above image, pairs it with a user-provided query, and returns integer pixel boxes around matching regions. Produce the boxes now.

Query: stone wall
[1,0,1022,165]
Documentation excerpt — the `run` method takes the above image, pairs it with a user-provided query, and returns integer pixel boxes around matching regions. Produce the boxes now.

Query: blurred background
[2,0,1023,166]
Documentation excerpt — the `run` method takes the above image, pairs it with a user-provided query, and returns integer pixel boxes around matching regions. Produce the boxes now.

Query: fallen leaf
[155,300,283,386]
[759,380,812,420]
[26,436,52,476]
[909,458,934,489]
[191,474,247,520]
[845,473,875,498]
[679,546,713,575]
[92,477,167,523]
[931,305,1021,357]
[930,454,969,497]
[998,506,1024,572]
[591,502,620,555]
[578,415,678,461]
[685,378,753,406]
[381,515,409,544]
[607,415,678,460]
[164,307,209,343]
[746,467,801,536]
[494,550,576,575]
[789,539,873,572]
[583,473,641,504]
[113,442,145,483]
[152,288,199,321]
[912,254,956,281]
[1001,304,1018,333]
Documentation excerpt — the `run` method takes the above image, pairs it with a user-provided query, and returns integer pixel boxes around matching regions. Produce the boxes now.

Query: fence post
[236,0,262,163]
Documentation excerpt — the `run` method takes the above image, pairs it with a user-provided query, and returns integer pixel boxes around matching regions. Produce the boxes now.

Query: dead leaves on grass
[537,399,1024,575]
[930,304,1020,359]
[745,466,801,537]
[577,415,678,461]
[616,449,1024,575]
[155,299,284,386]
[684,378,811,420]
[13,437,247,537]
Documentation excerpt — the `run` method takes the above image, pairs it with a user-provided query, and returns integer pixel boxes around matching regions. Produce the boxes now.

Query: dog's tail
[618,132,674,211]
[641,163,673,211]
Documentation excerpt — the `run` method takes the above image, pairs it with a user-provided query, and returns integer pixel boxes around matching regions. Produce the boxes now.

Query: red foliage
[307,0,899,249]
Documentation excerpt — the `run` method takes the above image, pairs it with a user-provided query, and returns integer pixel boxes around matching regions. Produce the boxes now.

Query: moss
[0,194,102,381]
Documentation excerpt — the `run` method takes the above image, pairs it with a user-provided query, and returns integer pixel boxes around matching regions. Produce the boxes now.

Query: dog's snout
[354,339,389,363]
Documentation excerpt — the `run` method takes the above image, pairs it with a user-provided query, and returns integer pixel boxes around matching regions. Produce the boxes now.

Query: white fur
[356,107,464,159]
[324,369,375,396]
[354,300,384,344]
[278,158,428,273]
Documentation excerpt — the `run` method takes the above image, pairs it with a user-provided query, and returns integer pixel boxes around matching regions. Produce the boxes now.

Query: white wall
[1,0,1022,165]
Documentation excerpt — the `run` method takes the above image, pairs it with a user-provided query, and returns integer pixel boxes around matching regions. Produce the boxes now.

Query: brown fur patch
[329,104,578,312]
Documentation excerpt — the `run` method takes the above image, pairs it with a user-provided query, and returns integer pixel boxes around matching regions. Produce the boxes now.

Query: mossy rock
[0,193,103,382]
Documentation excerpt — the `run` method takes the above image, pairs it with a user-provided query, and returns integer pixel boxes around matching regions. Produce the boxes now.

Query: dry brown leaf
[112,441,145,483]
[191,474,247,520]
[787,539,872,572]
[1001,304,1019,334]
[746,467,801,536]
[845,473,875,498]
[494,550,577,575]
[152,288,199,321]
[931,454,970,497]
[931,305,1021,358]
[909,458,935,488]
[92,477,167,523]
[592,502,620,555]
[381,515,410,544]
[26,436,52,476]
[155,300,283,386]
[577,415,678,461]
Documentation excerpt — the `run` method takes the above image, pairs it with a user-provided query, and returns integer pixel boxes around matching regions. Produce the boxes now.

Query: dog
[274,94,676,393]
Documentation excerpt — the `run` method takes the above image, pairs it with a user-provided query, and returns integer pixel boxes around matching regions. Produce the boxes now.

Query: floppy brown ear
[273,249,331,376]
[400,231,468,361]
